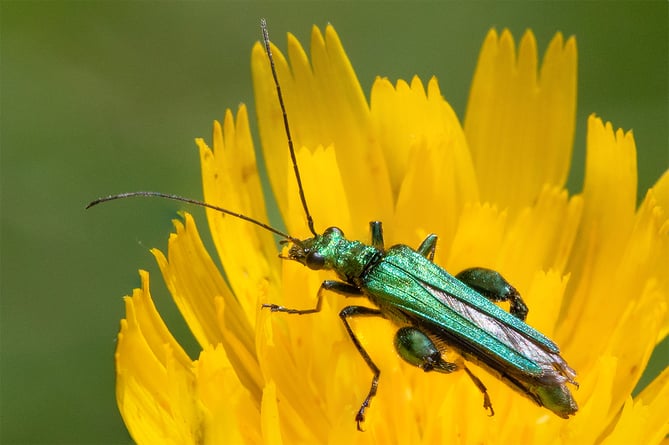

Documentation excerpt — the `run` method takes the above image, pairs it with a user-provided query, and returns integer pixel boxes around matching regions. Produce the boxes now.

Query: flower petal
[116,271,199,444]
[566,355,617,444]
[371,76,478,201]
[560,116,639,362]
[115,23,668,444]
[195,344,261,445]
[446,202,508,272]
[285,145,353,237]
[153,214,263,400]
[252,25,393,234]
[260,381,283,445]
[602,282,665,417]
[197,106,281,308]
[630,366,669,444]
[256,260,345,442]
[524,270,569,338]
[381,76,479,247]
[498,186,581,291]
[638,170,669,340]
[465,29,577,212]
[599,364,669,445]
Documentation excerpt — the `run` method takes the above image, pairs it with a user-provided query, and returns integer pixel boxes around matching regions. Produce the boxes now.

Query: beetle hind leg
[394,326,456,373]
[394,326,495,416]
[455,267,528,321]
[461,362,495,416]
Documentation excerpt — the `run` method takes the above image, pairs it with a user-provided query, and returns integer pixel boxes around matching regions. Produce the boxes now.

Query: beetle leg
[394,327,495,416]
[262,280,362,314]
[339,305,385,431]
[369,221,384,250]
[455,267,528,321]
[416,234,438,261]
[461,362,495,416]
[394,326,457,373]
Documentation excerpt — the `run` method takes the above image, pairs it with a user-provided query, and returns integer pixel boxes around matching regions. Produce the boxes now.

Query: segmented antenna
[87,191,302,245]
[260,18,317,237]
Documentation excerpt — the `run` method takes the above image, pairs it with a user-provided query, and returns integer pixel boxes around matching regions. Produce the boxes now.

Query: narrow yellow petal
[652,170,669,212]
[446,202,507,272]
[498,186,580,291]
[251,39,291,220]
[197,106,280,309]
[251,25,393,232]
[465,29,577,212]
[195,345,261,445]
[369,76,413,198]
[560,116,639,363]
[565,355,617,444]
[256,260,344,441]
[603,282,665,416]
[151,215,232,347]
[120,270,191,370]
[383,76,478,247]
[635,171,669,339]
[370,76,478,202]
[635,366,669,444]
[152,214,263,400]
[600,365,669,445]
[260,381,283,445]
[116,271,199,444]
[524,270,569,337]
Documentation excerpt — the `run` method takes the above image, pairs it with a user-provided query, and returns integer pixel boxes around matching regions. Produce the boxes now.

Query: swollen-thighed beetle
[88,19,578,431]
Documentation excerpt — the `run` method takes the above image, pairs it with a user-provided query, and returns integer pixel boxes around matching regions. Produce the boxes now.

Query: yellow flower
[115,25,669,444]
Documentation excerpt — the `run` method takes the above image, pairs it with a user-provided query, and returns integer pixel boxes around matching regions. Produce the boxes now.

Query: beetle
[88,19,578,431]
[254,19,578,430]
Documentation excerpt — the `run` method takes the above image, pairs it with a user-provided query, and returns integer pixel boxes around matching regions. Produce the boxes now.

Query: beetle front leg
[339,305,385,431]
[456,267,528,321]
[262,280,362,314]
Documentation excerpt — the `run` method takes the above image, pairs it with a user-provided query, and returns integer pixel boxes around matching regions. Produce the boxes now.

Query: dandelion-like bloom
[115,25,669,444]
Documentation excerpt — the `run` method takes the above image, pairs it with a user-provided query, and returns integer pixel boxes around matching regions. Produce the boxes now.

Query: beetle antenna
[260,19,317,237]
[86,191,303,245]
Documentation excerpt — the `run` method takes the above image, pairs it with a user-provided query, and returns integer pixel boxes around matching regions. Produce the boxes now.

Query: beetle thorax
[288,227,381,284]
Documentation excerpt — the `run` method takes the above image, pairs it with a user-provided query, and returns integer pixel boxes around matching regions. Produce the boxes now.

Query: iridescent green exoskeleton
[88,19,578,431]
[255,20,577,429]
[267,224,578,429]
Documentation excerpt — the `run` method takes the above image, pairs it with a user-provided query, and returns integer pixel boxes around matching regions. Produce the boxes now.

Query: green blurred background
[2,2,667,443]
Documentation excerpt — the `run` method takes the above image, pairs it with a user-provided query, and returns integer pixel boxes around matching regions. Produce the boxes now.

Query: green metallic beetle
[254,20,578,429]
[266,223,578,429]
[88,19,578,431]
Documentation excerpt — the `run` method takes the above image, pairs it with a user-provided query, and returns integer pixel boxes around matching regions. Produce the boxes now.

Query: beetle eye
[305,251,325,270]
